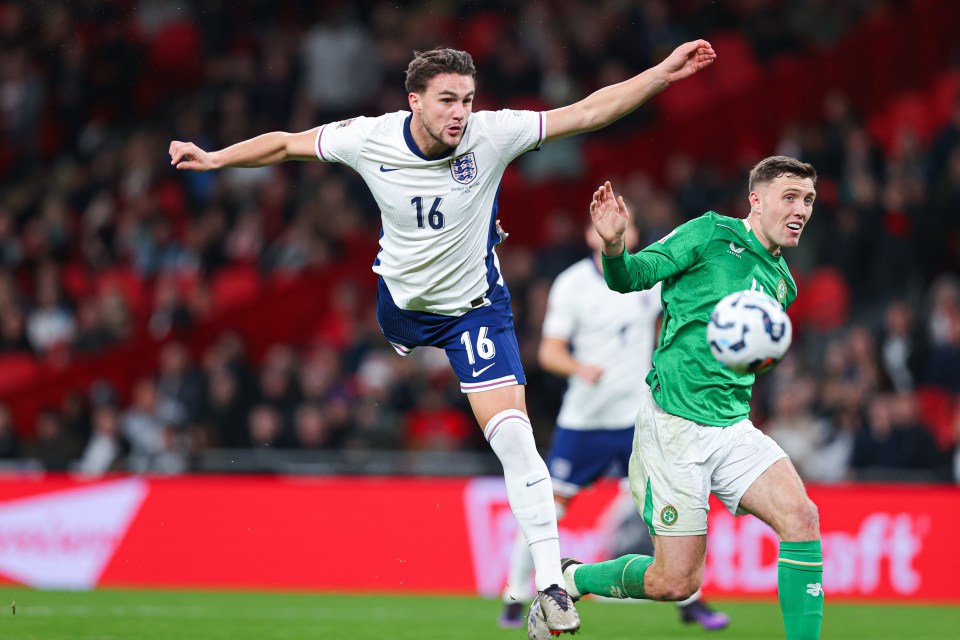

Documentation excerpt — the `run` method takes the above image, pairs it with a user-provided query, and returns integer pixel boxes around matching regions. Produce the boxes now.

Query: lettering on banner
[704,509,927,596]
[0,478,147,589]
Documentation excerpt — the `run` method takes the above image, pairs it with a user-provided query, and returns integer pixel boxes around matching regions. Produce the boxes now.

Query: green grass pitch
[0,587,958,640]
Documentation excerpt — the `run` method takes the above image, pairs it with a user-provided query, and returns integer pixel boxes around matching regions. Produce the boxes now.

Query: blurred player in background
[499,220,728,631]
[561,157,822,640]
[169,40,716,636]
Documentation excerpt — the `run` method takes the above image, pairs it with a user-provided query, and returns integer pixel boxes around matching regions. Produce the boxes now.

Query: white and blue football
[706,289,792,374]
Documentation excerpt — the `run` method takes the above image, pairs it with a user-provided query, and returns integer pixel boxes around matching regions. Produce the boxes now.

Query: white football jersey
[543,258,662,429]
[315,109,545,315]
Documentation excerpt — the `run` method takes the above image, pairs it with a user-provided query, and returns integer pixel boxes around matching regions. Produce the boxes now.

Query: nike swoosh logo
[471,363,496,377]
[525,477,549,487]
[379,165,401,172]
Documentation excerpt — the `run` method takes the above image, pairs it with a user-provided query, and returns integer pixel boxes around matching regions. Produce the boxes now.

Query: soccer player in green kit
[561,156,823,640]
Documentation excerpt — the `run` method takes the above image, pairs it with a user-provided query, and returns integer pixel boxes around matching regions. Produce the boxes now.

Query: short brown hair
[748,156,817,192]
[404,48,477,94]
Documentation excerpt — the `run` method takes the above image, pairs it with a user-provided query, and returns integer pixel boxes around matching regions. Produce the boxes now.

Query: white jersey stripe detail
[461,375,518,393]
[388,341,414,356]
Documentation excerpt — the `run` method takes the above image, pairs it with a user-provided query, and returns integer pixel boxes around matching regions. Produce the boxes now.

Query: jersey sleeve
[477,109,546,165]
[602,215,717,292]
[314,116,376,169]
[541,271,578,340]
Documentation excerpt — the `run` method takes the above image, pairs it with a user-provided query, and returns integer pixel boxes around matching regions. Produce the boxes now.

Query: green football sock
[572,554,652,600]
[778,540,824,640]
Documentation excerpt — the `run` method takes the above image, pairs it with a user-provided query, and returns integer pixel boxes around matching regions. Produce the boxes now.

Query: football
[706,289,792,374]
[526,599,552,640]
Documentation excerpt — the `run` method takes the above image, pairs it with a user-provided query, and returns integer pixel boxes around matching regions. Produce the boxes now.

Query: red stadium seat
[210,265,261,312]
[0,353,43,396]
[914,386,956,451]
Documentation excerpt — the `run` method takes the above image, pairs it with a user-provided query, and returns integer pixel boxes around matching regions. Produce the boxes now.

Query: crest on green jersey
[776,278,787,306]
[660,505,679,526]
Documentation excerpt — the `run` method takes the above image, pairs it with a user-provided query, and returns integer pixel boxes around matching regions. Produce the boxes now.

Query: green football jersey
[602,211,797,427]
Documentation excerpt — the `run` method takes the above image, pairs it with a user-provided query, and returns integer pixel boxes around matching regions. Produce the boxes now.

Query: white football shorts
[628,388,787,536]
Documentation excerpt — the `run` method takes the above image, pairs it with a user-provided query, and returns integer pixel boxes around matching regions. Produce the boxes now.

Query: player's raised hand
[576,363,604,384]
[169,140,218,172]
[590,181,629,254]
[659,39,716,84]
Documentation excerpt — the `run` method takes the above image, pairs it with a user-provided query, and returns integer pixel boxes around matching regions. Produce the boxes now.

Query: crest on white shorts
[450,152,478,184]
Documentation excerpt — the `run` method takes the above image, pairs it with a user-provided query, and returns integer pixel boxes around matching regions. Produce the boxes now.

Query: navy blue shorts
[547,425,634,498]
[376,278,526,393]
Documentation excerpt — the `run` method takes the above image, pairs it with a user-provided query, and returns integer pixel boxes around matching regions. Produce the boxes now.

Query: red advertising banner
[0,475,956,602]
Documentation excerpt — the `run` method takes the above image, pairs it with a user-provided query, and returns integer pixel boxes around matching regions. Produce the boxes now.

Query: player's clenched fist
[169,141,217,172]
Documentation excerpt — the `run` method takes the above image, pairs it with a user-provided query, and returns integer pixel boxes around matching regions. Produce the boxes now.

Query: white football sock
[503,531,536,603]
[485,409,564,591]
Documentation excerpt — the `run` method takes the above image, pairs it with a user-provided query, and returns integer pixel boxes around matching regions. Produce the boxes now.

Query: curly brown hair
[404,48,477,94]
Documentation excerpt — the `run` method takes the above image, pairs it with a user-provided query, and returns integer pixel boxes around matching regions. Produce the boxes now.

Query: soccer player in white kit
[499,222,729,631]
[169,40,716,635]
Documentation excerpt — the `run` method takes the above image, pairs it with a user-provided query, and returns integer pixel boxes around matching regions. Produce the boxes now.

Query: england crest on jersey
[450,152,478,184]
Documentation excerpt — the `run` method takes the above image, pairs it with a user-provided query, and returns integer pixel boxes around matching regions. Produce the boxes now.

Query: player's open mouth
[786,222,802,233]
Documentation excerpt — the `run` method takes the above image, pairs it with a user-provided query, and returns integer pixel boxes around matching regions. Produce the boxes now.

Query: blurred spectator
[765,375,851,483]
[76,403,127,476]
[0,207,23,269]
[0,304,29,351]
[201,365,249,448]
[247,404,285,448]
[74,296,118,352]
[291,402,342,450]
[852,393,943,474]
[0,46,45,150]
[255,344,302,423]
[923,276,960,392]
[953,406,960,483]
[155,341,206,427]
[300,5,381,120]
[0,404,20,459]
[22,408,80,471]
[224,208,265,265]
[879,299,926,392]
[26,272,76,354]
[122,376,187,473]
[133,215,193,278]
[148,276,194,339]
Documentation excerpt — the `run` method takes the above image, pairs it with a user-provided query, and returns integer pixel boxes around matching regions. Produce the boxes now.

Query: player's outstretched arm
[543,39,715,143]
[169,128,320,172]
[590,181,630,257]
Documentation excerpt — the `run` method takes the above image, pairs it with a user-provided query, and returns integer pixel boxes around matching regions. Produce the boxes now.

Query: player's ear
[748,190,761,212]
[408,92,421,114]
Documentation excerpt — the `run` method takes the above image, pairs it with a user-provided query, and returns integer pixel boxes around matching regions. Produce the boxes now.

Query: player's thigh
[738,457,819,541]
[466,384,526,428]
[628,390,710,537]
[708,419,792,518]
[442,303,526,397]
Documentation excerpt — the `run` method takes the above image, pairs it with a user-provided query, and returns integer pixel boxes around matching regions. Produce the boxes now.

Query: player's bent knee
[646,571,702,602]
[784,498,820,541]
[658,579,701,602]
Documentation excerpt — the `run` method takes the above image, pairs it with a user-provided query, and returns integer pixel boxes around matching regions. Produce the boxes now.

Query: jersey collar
[403,114,455,160]
[743,217,783,261]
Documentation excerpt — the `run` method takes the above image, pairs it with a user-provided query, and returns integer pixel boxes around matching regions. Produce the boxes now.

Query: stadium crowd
[0,0,958,482]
